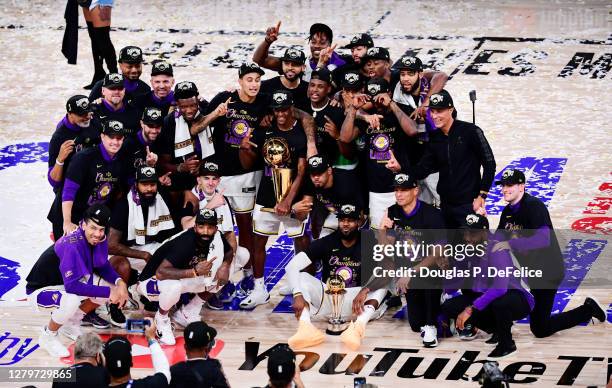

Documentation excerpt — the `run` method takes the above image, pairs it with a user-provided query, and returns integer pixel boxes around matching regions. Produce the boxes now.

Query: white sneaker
[155,313,175,345]
[421,325,438,348]
[239,286,270,309]
[371,301,388,321]
[278,283,293,296]
[172,306,201,328]
[59,323,82,342]
[39,328,70,358]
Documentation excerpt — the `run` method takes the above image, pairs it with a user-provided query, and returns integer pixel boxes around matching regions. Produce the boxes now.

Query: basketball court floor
[0,1,610,386]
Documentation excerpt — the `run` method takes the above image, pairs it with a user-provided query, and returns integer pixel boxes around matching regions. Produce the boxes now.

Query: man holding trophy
[238,90,310,309]
[285,204,389,351]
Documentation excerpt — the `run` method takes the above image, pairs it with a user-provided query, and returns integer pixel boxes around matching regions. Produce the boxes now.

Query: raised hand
[265,21,282,43]
[385,149,401,173]
[145,146,158,167]
[323,115,339,140]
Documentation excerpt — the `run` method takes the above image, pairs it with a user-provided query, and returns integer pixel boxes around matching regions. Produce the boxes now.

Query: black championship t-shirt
[206,90,270,176]
[169,358,230,388]
[92,101,142,136]
[260,76,310,112]
[120,131,162,182]
[302,168,364,215]
[305,231,362,288]
[52,362,109,388]
[109,373,168,388]
[497,192,565,285]
[139,229,231,280]
[304,102,345,163]
[252,121,307,208]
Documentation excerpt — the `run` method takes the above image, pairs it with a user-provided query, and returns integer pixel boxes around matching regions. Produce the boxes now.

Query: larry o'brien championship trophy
[325,274,348,335]
[261,137,292,213]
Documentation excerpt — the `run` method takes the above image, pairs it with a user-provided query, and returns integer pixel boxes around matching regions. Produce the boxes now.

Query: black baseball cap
[341,70,363,90]
[337,203,360,220]
[199,161,221,176]
[280,48,306,65]
[195,208,218,225]
[461,213,490,230]
[365,77,390,97]
[174,81,198,100]
[496,169,526,186]
[141,107,163,126]
[239,62,265,78]
[345,33,374,49]
[267,344,296,381]
[393,173,418,189]
[136,166,158,183]
[118,46,143,64]
[307,155,331,174]
[66,95,92,115]
[310,68,333,85]
[103,73,125,89]
[83,204,112,227]
[363,47,390,62]
[184,321,217,349]
[396,55,423,71]
[428,89,454,109]
[269,90,294,110]
[309,23,333,42]
[151,60,173,77]
[104,336,133,377]
[101,119,125,136]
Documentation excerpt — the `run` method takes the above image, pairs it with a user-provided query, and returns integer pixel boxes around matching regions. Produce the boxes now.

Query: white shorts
[369,191,396,230]
[298,273,387,319]
[128,242,161,272]
[418,173,440,207]
[138,276,221,305]
[219,171,263,213]
[252,204,308,238]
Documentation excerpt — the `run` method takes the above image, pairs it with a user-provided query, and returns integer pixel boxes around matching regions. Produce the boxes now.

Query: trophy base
[326,322,348,336]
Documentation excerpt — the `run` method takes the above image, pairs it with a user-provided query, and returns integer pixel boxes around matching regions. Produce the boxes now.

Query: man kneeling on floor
[137,208,233,345]
[286,203,389,350]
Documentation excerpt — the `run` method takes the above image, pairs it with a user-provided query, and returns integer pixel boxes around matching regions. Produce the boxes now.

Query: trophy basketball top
[326,274,346,294]
[263,137,290,167]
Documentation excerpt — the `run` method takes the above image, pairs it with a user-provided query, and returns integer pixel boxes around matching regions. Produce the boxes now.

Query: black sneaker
[487,341,517,359]
[485,333,499,345]
[109,304,127,328]
[584,297,606,323]
[457,324,478,341]
[204,294,224,310]
[81,311,110,329]
[140,296,159,313]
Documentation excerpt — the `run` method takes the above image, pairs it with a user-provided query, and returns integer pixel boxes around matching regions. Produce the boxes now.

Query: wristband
[56,159,65,166]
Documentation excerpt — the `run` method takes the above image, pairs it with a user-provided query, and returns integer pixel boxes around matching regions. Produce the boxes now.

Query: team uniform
[261,76,309,112]
[206,90,269,213]
[120,130,162,182]
[304,101,345,165]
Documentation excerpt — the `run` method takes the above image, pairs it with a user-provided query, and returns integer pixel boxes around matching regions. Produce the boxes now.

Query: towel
[127,188,174,245]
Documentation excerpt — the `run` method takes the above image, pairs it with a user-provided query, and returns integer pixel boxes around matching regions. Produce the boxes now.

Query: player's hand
[214,261,231,286]
[239,128,257,151]
[374,93,392,107]
[145,146,158,167]
[63,221,78,236]
[214,97,232,118]
[275,198,291,217]
[379,210,394,230]
[291,199,313,219]
[385,149,401,173]
[329,97,341,108]
[396,276,410,294]
[206,188,226,210]
[158,172,172,186]
[57,140,76,164]
[472,196,485,213]
[180,155,200,175]
[144,319,157,341]
[410,104,428,121]
[292,294,306,319]
[195,256,218,277]
[364,114,384,129]
[352,93,369,110]
[352,288,369,315]
[110,280,128,307]
[265,21,281,43]
[142,251,153,262]
[323,115,339,140]
[317,44,337,68]
[492,241,511,252]
[456,307,473,330]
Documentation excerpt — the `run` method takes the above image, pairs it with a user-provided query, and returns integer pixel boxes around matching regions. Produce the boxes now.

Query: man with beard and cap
[493,169,606,339]
[182,161,251,308]
[407,89,496,228]
[92,73,142,136]
[34,205,129,358]
[331,33,375,88]
[340,77,417,230]
[379,173,446,348]
[134,60,176,117]
[260,48,309,111]
[47,95,101,192]
[107,167,177,325]
[285,203,389,351]
[103,324,170,388]
[253,21,345,82]
[120,106,164,182]
[89,45,150,102]
[137,209,234,345]
[169,322,230,388]
[238,90,311,309]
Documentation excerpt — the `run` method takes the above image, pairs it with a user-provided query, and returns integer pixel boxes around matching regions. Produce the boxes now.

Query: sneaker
[236,274,255,297]
[370,301,388,321]
[58,323,82,342]
[172,307,201,328]
[278,283,293,296]
[81,311,110,329]
[239,286,270,309]
[155,313,176,345]
[487,341,517,359]
[584,297,606,323]
[218,283,237,303]
[457,323,478,341]
[39,328,70,358]
[205,294,225,310]
[108,304,127,328]
[485,333,499,345]
[340,321,366,351]
[421,325,438,348]
[288,321,325,350]
[140,295,159,313]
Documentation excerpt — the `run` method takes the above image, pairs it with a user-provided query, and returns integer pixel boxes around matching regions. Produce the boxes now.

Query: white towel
[392,82,417,109]
[174,114,215,159]
[127,189,174,245]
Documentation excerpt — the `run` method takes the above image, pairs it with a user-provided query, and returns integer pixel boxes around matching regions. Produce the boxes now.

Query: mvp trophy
[261,138,292,212]
[325,275,348,335]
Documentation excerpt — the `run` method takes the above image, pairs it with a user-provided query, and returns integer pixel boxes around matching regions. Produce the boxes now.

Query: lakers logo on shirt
[370,134,391,162]
[225,119,250,146]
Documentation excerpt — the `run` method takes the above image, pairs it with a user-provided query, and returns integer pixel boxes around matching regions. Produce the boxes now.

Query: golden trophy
[325,274,348,335]
[261,137,293,213]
